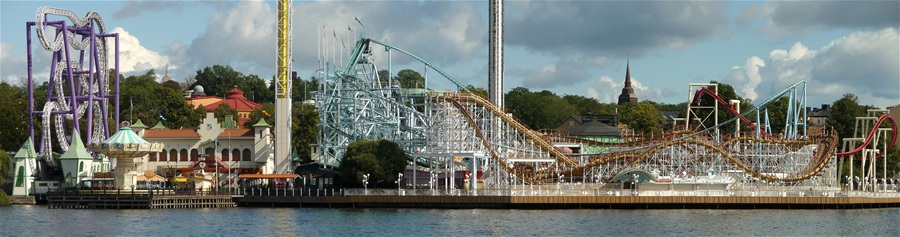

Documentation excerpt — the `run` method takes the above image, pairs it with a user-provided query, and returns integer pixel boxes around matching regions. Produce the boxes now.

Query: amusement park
[2,1,900,209]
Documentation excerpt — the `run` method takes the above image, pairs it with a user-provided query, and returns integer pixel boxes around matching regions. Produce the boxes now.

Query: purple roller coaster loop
[25,19,120,157]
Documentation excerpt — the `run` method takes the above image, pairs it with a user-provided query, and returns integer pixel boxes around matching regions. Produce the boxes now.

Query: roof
[130,119,148,128]
[103,127,150,144]
[239,174,299,179]
[151,122,167,130]
[560,120,621,137]
[251,118,271,127]
[204,87,262,111]
[809,107,833,117]
[143,129,201,138]
[218,128,254,138]
[59,131,92,160]
[14,137,37,159]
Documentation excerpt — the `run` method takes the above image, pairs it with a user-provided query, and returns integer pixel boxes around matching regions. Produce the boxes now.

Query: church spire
[617,59,637,105]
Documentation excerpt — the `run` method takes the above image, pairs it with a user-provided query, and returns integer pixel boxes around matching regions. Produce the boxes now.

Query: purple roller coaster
[25,7,120,174]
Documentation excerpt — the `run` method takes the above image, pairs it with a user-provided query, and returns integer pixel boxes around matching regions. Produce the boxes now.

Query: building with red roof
[130,112,275,182]
[186,85,263,126]
[205,87,263,126]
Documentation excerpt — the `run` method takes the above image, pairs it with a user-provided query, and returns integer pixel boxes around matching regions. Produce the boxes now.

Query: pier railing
[230,187,342,197]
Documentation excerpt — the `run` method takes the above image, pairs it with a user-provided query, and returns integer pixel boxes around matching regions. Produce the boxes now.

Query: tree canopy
[120,70,202,129]
[0,148,10,185]
[620,102,666,133]
[340,139,407,188]
[0,82,29,151]
[828,93,865,145]
[291,103,318,163]
[394,69,424,89]
[192,65,273,104]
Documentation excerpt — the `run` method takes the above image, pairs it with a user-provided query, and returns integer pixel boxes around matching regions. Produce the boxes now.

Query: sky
[1,0,898,109]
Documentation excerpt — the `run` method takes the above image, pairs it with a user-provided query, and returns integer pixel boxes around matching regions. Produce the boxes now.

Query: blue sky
[2,0,898,108]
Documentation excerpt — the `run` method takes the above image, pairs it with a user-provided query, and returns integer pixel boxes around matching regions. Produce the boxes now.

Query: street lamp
[395,173,403,195]
[362,173,370,195]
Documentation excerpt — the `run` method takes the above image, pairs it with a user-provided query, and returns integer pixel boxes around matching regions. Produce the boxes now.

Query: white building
[131,112,274,181]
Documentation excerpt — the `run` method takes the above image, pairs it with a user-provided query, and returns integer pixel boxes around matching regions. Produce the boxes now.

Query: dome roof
[225,87,246,100]
[194,85,205,92]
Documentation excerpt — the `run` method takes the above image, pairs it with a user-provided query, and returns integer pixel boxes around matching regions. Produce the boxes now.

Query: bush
[0,190,10,206]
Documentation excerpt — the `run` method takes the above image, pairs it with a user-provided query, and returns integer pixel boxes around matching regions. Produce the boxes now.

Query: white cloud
[110,27,170,74]
[184,0,275,77]
[0,42,26,83]
[723,28,899,108]
[724,56,765,101]
[1,41,52,85]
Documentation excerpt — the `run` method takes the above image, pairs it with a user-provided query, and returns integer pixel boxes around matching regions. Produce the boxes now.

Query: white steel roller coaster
[316,37,895,192]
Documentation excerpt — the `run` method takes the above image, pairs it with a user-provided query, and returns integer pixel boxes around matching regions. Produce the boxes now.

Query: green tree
[620,102,666,133]
[161,80,182,91]
[395,69,424,89]
[193,65,274,104]
[765,97,790,134]
[245,103,275,128]
[827,93,865,144]
[340,140,408,188]
[505,87,577,130]
[0,148,10,184]
[563,95,603,116]
[0,82,29,151]
[118,70,199,129]
[696,81,744,133]
[0,148,11,205]
[292,103,319,163]
[377,70,392,87]
[464,85,488,99]
[212,103,239,124]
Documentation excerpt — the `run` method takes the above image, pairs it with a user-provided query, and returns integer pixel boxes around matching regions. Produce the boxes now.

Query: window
[205,147,215,156]
[221,149,230,161]
[15,166,25,187]
[243,149,252,162]
[39,183,49,187]
[569,121,574,126]
[232,149,241,162]
[79,161,84,172]
[180,149,189,161]
[170,149,178,161]
[149,152,157,162]
[190,149,199,161]
[160,150,167,162]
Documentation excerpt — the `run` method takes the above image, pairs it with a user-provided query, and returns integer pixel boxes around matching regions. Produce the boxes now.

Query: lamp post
[363,173,370,195]
[396,173,403,196]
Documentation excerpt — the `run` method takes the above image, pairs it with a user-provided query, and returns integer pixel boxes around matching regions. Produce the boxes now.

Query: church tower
[617,60,638,105]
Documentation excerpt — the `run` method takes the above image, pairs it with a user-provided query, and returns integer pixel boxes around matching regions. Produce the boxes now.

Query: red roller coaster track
[690,88,772,137]
[835,114,896,159]
[691,88,897,159]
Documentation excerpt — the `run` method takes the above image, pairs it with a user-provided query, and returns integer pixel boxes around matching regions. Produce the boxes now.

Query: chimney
[822,104,830,110]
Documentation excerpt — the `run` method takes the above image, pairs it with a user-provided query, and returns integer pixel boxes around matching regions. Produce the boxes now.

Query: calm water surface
[1,205,898,236]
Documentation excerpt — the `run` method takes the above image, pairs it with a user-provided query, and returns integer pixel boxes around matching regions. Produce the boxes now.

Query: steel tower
[273,0,292,174]
[489,0,504,109]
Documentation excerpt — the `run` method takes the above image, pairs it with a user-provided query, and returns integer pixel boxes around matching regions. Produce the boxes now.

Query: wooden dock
[46,189,235,209]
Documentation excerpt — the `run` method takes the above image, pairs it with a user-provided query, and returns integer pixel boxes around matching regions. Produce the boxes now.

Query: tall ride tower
[489,0,504,109]
[273,0,292,174]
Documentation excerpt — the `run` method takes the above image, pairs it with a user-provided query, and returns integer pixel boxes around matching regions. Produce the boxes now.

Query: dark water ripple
[1,205,898,236]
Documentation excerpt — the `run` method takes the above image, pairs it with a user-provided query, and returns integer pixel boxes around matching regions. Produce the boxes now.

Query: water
[1,205,898,236]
